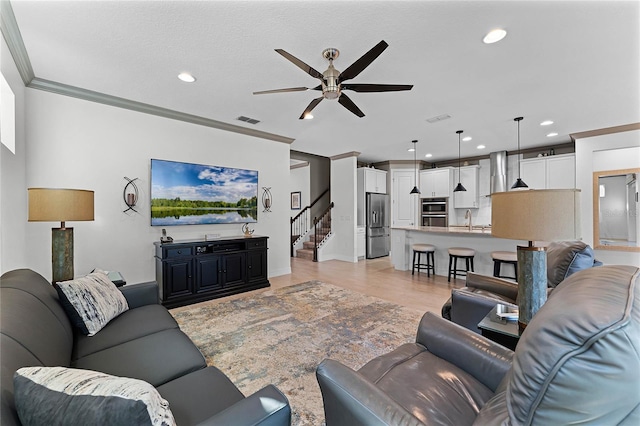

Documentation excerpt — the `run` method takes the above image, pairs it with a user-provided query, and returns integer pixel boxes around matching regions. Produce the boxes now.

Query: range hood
[489,151,508,194]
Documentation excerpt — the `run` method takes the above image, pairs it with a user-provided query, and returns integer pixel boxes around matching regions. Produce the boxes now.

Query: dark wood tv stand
[154,236,269,308]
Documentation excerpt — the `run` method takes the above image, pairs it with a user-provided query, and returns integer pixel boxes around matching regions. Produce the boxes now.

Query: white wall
[290,164,310,218]
[17,88,291,283]
[0,37,28,273]
[320,155,357,262]
[575,129,640,266]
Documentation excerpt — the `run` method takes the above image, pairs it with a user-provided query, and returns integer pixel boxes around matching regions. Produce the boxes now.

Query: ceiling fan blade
[338,40,389,83]
[275,49,324,80]
[341,83,413,92]
[253,87,311,95]
[338,93,365,118]
[298,96,324,120]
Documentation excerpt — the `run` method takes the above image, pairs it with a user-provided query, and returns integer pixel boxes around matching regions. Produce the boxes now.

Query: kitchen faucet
[465,209,472,231]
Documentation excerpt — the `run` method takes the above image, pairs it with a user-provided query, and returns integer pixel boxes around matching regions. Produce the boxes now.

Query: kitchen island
[391,226,527,277]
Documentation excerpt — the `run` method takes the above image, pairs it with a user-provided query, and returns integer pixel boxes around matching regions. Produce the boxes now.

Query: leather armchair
[317,265,639,425]
[442,240,601,333]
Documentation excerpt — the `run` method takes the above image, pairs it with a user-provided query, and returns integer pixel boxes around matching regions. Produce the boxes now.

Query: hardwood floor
[269,256,465,314]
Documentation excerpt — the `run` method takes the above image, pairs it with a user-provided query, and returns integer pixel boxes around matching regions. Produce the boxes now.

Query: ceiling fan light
[454,182,467,192]
[303,113,313,119]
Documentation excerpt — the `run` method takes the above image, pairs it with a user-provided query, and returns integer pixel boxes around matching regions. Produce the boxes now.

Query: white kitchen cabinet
[520,154,575,189]
[391,170,418,227]
[419,168,453,198]
[453,165,480,208]
[359,168,387,194]
[357,227,366,259]
[357,168,388,226]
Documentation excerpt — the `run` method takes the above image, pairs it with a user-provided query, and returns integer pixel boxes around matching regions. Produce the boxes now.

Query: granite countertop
[392,225,494,235]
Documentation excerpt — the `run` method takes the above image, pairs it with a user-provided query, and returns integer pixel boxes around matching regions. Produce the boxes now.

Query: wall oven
[422,198,448,227]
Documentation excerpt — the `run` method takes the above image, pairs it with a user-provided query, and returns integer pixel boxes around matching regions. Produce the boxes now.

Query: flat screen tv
[150,159,258,226]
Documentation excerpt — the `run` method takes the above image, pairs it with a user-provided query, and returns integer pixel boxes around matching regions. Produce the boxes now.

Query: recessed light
[178,72,196,83]
[477,145,486,150]
[483,29,507,44]
[540,120,554,126]
[425,153,432,158]
[408,148,415,152]
[462,136,472,142]
[546,132,558,137]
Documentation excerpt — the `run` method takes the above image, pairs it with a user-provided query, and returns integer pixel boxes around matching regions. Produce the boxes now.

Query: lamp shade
[491,189,580,242]
[28,188,94,222]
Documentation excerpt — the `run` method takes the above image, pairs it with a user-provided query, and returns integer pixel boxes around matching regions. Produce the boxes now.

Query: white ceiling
[9,0,640,164]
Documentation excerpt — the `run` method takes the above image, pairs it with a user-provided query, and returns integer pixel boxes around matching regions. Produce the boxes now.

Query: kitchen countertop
[392,225,493,235]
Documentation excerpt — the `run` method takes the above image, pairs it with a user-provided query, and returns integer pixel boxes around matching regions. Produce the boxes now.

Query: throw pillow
[546,241,597,288]
[54,269,128,336]
[14,366,175,426]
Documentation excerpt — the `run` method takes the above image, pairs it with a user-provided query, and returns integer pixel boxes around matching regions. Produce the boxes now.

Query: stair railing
[313,201,334,262]
[291,188,329,256]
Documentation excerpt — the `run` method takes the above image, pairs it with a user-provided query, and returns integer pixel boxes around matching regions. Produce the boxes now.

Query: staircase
[296,227,331,260]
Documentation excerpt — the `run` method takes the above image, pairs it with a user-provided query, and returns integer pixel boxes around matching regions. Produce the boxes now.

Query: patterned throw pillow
[14,367,175,426]
[54,270,129,336]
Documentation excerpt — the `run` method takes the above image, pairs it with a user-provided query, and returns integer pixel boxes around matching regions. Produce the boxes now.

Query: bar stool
[412,244,435,277]
[491,251,518,280]
[448,247,475,282]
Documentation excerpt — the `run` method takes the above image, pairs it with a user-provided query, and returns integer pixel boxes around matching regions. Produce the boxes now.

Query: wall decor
[262,187,272,212]
[291,191,301,210]
[123,176,139,213]
[150,159,258,226]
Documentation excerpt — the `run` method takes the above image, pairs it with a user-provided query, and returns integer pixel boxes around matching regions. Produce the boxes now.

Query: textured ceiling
[9,0,640,163]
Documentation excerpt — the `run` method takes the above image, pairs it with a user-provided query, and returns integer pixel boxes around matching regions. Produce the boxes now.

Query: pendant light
[453,130,467,192]
[511,116,529,189]
[409,140,421,194]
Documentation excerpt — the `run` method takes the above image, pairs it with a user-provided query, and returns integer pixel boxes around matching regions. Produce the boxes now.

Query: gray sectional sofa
[0,269,291,425]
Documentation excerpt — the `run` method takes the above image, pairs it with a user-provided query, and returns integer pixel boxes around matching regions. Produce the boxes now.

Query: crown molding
[290,161,310,170]
[1,0,35,85]
[330,151,360,161]
[29,78,294,144]
[571,122,640,140]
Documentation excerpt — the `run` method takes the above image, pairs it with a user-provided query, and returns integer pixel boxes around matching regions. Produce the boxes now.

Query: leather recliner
[316,265,640,425]
[442,240,601,333]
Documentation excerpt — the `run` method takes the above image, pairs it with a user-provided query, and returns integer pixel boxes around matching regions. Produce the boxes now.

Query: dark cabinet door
[247,249,267,283]
[195,255,222,293]
[222,252,247,288]
[163,259,193,300]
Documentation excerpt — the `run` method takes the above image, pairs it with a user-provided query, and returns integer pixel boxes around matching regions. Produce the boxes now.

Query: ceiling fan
[253,40,413,119]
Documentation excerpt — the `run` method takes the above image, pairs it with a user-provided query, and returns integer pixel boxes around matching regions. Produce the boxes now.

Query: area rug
[170,281,424,425]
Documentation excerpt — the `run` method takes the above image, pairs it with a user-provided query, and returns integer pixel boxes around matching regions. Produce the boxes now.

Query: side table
[477,304,520,350]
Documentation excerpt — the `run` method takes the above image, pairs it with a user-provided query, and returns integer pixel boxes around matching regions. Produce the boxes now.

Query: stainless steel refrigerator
[366,193,390,258]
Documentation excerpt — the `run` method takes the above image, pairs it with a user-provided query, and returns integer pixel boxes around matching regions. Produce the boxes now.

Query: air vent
[236,116,261,125]
[426,114,451,123]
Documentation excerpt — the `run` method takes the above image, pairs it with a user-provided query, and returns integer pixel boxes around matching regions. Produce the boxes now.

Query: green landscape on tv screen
[150,159,258,226]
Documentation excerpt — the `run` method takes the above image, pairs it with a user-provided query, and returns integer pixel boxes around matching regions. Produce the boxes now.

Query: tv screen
[150,159,258,226]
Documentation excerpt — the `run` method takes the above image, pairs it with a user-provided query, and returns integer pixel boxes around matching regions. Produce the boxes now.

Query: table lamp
[28,188,94,283]
[491,189,580,332]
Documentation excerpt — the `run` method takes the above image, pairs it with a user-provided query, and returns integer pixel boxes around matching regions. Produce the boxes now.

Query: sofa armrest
[316,359,424,426]
[416,312,513,392]
[451,288,518,334]
[119,281,159,308]
[465,273,519,300]
[194,385,290,426]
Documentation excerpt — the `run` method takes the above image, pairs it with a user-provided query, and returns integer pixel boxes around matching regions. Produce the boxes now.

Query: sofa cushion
[546,240,598,287]
[507,265,640,424]
[358,342,495,425]
[73,304,179,360]
[54,270,129,336]
[14,366,174,426]
[72,328,206,387]
[157,366,245,425]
